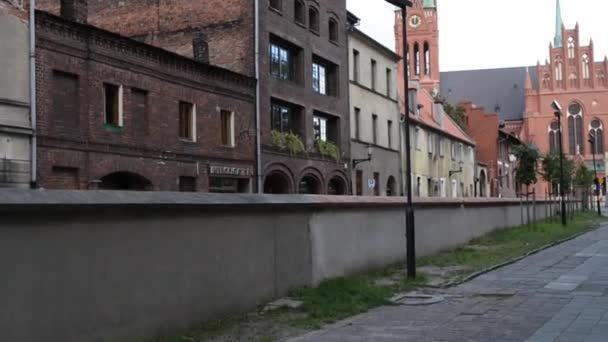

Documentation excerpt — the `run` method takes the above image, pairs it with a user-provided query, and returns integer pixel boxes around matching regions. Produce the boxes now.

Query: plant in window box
[271,130,287,149]
[315,139,340,162]
[271,130,306,156]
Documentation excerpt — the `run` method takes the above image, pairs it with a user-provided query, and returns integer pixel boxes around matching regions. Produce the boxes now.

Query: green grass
[419,212,607,273]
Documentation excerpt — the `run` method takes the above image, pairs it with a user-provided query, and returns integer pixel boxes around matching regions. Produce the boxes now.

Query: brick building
[36,0,352,194]
[34,3,257,192]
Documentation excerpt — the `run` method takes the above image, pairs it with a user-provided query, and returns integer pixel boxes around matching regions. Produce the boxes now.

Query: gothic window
[555,56,563,85]
[414,42,420,75]
[542,73,551,88]
[598,70,606,87]
[567,102,584,155]
[548,121,561,154]
[567,37,575,60]
[582,54,590,85]
[424,42,430,75]
[590,119,604,154]
[569,72,578,88]
[406,44,411,79]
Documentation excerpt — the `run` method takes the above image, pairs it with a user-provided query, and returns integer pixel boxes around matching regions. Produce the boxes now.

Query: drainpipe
[29,0,37,189]
[254,0,262,193]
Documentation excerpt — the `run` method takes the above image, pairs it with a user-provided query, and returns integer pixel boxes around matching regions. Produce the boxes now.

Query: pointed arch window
[406,44,411,79]
[569,72,578,88]
[598,70,606,87]
[555,56,563,86]
[548,121,561,154]
[414,42,420,75]
[590,119,604,154]
[542,73,551,88]
[567,102,584,155]
[567,37,575,60]
[582,54,590,85]
[423,42,430,75]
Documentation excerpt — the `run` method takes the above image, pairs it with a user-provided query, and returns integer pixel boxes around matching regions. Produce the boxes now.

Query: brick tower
[395,0,440,98]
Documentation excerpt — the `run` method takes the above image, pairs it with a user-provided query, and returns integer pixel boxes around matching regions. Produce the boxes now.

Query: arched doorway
[479,170,487,197]
[264,172,291,194]
[328,176,347,195]
[386,176,397,196]
[299,175,321,194]
[100,172,152,191]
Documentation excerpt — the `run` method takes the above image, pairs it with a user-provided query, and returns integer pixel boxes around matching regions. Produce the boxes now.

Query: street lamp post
[589,134,602,216]
[552,101,567,226]
[386,0,415,279]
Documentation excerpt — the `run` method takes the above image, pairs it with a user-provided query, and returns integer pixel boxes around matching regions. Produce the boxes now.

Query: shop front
[208,165,253,193]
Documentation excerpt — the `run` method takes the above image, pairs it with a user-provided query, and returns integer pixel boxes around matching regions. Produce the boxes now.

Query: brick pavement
[290,224,608,342]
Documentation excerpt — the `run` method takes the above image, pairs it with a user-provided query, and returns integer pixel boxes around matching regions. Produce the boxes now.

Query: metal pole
[591,138,601,216]
[557,113,567,225]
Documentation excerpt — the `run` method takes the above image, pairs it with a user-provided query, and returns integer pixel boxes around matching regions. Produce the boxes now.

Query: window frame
[294,0,305,25]
[178,101,196,142]
[270,42,293,81]
[220,110,235,147]
[269,0,282,12]
[308,6,320,34]
[328,18,338,43]
[103,83,123,128]
[372,114,378,145]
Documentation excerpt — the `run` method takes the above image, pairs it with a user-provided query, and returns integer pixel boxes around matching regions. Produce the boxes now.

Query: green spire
[554,0,563,47]
[423,0,436,8]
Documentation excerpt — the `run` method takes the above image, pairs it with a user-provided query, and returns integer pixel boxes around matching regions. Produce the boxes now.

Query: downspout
[254,0,262,193]
[29,0,37,188]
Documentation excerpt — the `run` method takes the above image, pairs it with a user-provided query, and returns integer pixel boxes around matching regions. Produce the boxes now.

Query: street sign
[368,179,376,189]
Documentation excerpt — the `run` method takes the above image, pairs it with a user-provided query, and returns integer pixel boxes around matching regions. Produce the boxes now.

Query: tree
[436,95,467,130]
[513,144,540,188]
[541,153,575,195]
[574,163,594,210]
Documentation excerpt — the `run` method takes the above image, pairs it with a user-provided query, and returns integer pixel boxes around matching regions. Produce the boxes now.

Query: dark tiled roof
[440,66,538,121]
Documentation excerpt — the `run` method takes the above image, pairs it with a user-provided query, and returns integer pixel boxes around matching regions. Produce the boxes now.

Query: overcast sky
[347,0,608,72]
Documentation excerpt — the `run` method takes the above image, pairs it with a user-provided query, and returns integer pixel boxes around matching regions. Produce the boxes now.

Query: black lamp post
[386,0,415,279]
[552,101,567,226]
[589,133,601,216]
[352,145,374,168]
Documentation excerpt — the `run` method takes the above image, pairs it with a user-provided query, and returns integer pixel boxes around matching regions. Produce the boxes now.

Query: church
[437,0,608,196]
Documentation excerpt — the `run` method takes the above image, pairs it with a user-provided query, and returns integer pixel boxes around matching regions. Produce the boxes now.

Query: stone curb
[427,224,603,289]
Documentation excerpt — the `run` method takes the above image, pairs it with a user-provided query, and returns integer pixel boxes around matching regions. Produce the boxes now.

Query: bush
[316,139,340,161]
[271,130,306,156]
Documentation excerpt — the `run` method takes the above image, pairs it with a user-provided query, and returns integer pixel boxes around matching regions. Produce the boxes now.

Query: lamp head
[385,0,413,8]
[551,100,562,114]
[367,145,374,158]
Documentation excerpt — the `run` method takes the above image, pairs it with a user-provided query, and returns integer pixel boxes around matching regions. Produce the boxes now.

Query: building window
[179,101,196,141]
[590,119,604,154]
[555,56,563,85]
[354,107,361,140]
[542,73,551,88]
[569,72,578,88]
[356,170,363,196]
[499,169,503,187]
[598,70,606,87]
[548,121,561,154]
[582,54,590,85]
[179,176,197,192]
[415,128,421,150]
[269,0,281,12]
[414,42,420,75]
[329,18,338,42]
[459,143,464,162]
[221,110,234,146]
[353,49,360,82]
[567,102,584,155]
[374,172,380,196]
[424,41,430,75]
[427,133,433,154]
[294,0,305,24]
[388,120,393,149]
[372,114,378,144]
[406,44,411,79]
[313,111,338,143]
[313,116,327,141]
[271,101,299,133]
[439,138,445,157]
[469,146,474,163]
[270,42,292,81]
[567,36,575,60]
[52,70,79,128]
[210,177,249,193]
[451,142,455,160]
[371,59,377,90]
[312,55,338,96]
[386,68,392,97]
[104,83,123,127]
[131,88,149,136]
[309,7,319,33]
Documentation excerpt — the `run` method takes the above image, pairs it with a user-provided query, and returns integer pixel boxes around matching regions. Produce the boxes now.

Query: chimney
[60,0,88,24]
[192,32,209,64]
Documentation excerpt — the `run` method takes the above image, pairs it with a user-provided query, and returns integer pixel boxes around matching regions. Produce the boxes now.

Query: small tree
[541,153,575,195]
[574,163,594,210]
[435,95,467,130]
[513,144,540,225]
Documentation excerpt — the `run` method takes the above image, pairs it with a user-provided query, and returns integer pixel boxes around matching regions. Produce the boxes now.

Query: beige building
[0,1,31,188]
[349,28,401,196]
[407,82,476,198]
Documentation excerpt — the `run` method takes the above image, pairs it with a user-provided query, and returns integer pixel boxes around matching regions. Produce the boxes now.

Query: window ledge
[221,145,235,149]
[103,123,123,132]
[295,21,306,28]
[329,39,339,46]
[179,138,196,144]
[310,29,320,36]
[269,7,283,15]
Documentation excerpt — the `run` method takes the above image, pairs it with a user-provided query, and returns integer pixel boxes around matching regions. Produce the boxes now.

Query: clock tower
[395,0,440,95]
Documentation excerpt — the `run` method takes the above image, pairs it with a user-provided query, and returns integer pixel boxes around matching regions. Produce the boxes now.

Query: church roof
[423,0,436,8]
[554,0,563,47]
[440,66,538,121]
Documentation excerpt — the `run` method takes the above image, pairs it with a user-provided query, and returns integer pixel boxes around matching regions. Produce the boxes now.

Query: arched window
[598,70,606,87]
[308,7,319,33]
[269,0,282,12]
[414,42,420,75]
[567,102,584,155]
[582,54,590,85]
[555,56,563,85]
[567,37,575,60]
[328,18,338,42]
[542,73,551,88]
[590,119,604,154]
[294,0,305,24]
[406,44,410,79]
[569,72,578,88]
[548,121,561,154]
[423,42,430,75]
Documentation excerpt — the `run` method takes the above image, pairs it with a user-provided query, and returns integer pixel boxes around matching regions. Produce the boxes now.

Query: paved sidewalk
[290,224,608,342]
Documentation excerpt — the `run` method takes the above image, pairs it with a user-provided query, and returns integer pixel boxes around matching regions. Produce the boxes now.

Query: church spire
[554,0,563,47]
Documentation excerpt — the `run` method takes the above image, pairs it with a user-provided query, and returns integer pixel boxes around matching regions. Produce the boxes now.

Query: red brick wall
[35,12,256,191]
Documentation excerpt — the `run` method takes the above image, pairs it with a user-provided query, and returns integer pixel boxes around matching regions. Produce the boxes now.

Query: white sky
[347,0,608,71]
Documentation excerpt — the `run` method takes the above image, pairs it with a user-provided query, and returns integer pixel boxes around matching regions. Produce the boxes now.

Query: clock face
[409,15,422,28]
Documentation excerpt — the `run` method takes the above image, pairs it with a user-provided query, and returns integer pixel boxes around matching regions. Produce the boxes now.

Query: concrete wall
[0,3,31,187]
[0,190,574,342]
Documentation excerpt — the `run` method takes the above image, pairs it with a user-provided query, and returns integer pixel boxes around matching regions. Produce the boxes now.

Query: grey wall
[0,8,31,187]
[0,190,573,341]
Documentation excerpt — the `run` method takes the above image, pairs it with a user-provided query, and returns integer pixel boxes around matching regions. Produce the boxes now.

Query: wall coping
[0,189,567,211]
